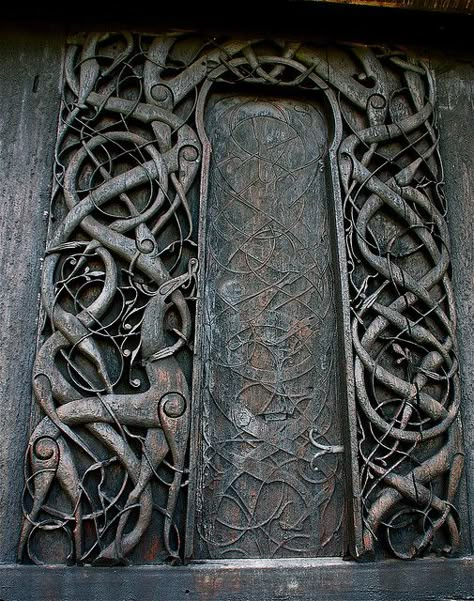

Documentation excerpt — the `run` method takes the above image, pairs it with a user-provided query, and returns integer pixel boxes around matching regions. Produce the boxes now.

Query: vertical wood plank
[195,92,347,559]
[436,60,474,553]
[0,26,65,562]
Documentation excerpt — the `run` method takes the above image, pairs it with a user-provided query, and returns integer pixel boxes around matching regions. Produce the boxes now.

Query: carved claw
[158,392,190,560]
[148,329,189,362]
[309,429,344,469]
[158,258,199,299]
[18,436,60,560]
[148,346,175,362]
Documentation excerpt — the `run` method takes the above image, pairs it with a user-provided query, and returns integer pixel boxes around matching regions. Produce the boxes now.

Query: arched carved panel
[19,33,463,565]
[195,92,346,559]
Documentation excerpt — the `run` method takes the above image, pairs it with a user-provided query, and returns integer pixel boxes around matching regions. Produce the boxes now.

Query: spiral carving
[20,34,463,564]
[19,33,200,565]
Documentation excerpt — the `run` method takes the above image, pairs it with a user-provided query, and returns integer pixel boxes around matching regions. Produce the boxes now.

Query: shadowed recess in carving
[18,32,201,566]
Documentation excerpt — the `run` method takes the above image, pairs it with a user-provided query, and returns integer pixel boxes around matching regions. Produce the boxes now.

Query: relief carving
[19,33,463,564]
[197,94,345,558]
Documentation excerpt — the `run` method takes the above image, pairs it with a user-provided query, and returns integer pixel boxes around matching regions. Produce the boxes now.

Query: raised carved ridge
[19,33,463,565]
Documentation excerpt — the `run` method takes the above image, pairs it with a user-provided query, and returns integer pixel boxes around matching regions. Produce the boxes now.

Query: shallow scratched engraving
[198,95,346,558]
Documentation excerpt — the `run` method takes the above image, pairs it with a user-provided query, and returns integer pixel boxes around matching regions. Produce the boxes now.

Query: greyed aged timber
[197,94,345,558]
[19,33,463,565]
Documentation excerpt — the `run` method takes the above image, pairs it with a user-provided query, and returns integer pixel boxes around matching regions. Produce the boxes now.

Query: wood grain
[436,60,474,554]
[0,557,473,600]
[300,0,474,14]
[0,26,64,562]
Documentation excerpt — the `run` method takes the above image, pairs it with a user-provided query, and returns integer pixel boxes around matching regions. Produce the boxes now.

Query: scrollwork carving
[19,33,463,564]
[339,56,464,559]
[19,33,200,565]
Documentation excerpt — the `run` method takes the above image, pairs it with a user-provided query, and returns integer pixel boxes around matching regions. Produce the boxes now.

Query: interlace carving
[197,95,345,558]
[19,33,201,565]
[340,60,464,559]
[19,33,463,564]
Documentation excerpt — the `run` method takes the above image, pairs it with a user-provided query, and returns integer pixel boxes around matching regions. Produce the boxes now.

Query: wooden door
[194,92,346,559]
[7,31,467,577]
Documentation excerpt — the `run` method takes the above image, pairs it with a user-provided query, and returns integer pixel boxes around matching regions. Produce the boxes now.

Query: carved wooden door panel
[18,34,464,567]
[194,93,346,558]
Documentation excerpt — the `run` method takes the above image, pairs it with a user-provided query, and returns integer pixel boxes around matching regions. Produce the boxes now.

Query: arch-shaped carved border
[188,54,358,560]
[19,33,463,565]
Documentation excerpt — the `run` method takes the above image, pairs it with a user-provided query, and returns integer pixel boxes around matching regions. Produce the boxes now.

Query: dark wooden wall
[0,26,64,563]
[0,11,473,600]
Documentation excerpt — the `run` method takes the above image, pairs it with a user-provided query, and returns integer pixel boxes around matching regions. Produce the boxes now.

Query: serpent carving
[20,33,463,564]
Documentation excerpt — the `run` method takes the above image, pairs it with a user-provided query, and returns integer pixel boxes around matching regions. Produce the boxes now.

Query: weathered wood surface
[0,20,472,590]
[302,0,474,14]
[17,32,201,566]
[7,33,469,565]
[436,60,474,554]
[0,558,473,600]
[196,93,347,559]
[0,27,64,562]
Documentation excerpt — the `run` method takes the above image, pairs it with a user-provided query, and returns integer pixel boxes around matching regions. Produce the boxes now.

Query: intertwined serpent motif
[19,33,463,564]
[19,33,201,565]
[336,52,463,558]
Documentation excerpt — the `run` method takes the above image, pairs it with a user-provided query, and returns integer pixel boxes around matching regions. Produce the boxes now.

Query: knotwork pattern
[339,54,464,558]
[19,33,201,565]
[19,33,463,564]
[197,95,344,558]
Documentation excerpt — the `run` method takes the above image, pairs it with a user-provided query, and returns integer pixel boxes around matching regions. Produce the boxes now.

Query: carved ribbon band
[19,34,463,564]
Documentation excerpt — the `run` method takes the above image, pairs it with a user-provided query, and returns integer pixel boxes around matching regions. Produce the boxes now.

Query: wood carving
[19,33,463,565]
[196,94,345,558]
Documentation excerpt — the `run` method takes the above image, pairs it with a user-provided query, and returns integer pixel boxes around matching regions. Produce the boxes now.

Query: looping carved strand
[20,32,200,566]
[339,58,463,557]
[19,34,463,564]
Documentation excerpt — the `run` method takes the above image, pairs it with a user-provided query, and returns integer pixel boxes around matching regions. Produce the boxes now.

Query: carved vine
[337,51,464,558]
[19,33,463,564]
